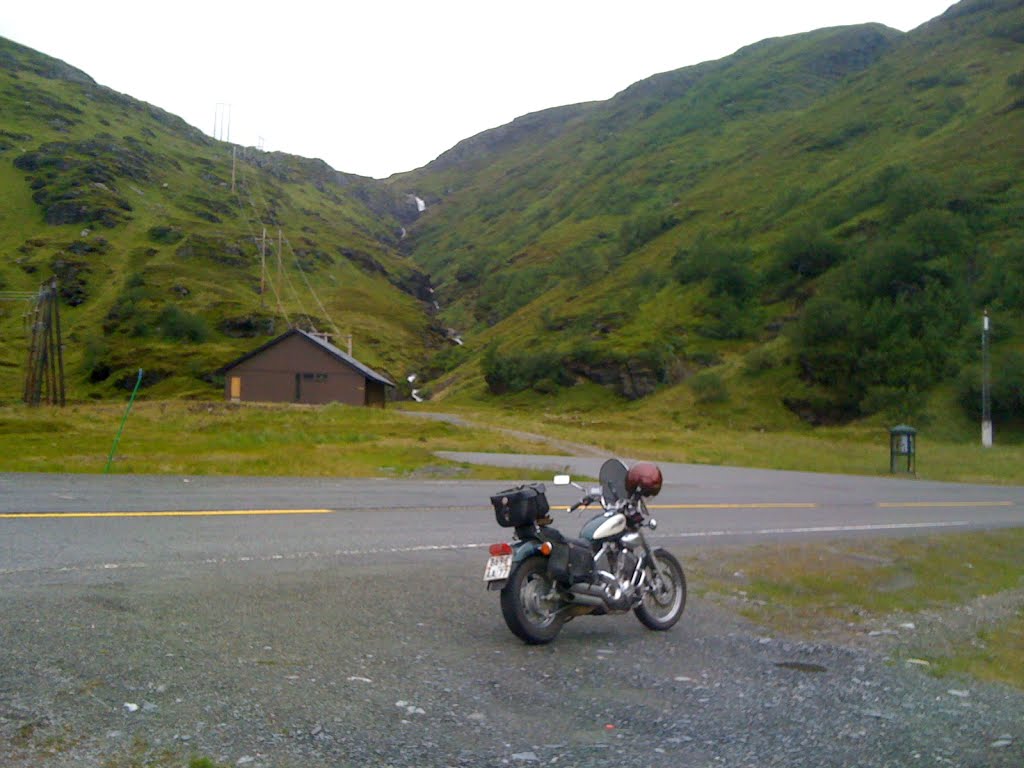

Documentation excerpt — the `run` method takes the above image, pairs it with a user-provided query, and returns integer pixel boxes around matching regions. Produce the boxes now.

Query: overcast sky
[2,1,955,179]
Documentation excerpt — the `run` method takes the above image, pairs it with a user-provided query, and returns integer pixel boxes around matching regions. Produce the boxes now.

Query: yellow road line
[878,501,1013,508]
[646,503,819,510]
[0,509,333,519]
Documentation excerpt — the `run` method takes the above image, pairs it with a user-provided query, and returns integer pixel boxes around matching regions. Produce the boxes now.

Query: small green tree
[158,305,209,343]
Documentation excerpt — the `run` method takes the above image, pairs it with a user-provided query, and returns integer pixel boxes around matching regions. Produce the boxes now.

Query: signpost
[982,311,992,448]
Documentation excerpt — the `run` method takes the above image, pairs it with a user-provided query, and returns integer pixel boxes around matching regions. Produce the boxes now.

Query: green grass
[4,396,1024,485]
[0,401,557,478]
[929,610,1024,688]
[690,529,1024,688]
[425,397,1024,485]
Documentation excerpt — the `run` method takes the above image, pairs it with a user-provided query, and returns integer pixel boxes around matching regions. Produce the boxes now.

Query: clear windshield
[598,458,629,503]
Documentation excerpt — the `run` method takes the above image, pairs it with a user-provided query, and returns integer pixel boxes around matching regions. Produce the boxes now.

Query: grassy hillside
[393,0,1024,435]
[2,0,1022,451]
[0,36,441,402]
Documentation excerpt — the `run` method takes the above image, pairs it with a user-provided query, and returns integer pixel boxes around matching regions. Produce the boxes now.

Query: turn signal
[539,542,553,556]
[489,543,513,557]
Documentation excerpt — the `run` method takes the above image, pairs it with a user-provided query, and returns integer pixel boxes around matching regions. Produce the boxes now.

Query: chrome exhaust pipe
[564,590,606,607]
[569,582,633,611]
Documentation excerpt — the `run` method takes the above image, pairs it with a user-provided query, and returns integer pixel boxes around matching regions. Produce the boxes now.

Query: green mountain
[0,36,440,399]
[2,0,1023,433]
[394,0,1024,427]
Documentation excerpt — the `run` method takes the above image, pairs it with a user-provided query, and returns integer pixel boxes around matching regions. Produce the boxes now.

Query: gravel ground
[1,547,1022,768]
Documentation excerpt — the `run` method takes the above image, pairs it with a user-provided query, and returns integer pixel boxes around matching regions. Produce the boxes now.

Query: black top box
[490,483,549,527]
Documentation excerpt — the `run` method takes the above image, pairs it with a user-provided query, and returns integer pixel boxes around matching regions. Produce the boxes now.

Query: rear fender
[488,540,543,592]
[512,540,543,563]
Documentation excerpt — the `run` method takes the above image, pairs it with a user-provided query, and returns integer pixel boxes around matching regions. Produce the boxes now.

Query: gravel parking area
[2,547,1022,767]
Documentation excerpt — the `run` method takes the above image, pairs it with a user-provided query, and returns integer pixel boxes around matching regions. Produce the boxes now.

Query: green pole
[105,369,143,474]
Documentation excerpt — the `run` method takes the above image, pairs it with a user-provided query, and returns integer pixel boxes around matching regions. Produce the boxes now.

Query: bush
[677,235,762,340]
[775,225,847,279]
[689,370,728,403]
[481,345,571,395]
[743,347,778,375]
[148,225,185,245]
[80,335,112,383]
[958,351,1024,423]
[619,211,678,256]
[157,304,209,343]
[977,239,1024,311]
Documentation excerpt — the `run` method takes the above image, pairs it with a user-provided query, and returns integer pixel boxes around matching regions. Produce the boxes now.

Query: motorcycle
[483,458,687,644]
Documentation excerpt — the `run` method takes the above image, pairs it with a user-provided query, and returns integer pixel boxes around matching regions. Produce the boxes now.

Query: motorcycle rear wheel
[500,555,565,644]
[634,548,686,631]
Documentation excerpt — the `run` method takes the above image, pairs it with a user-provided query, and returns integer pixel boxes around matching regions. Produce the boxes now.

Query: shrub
[619,211,678,256]
[80,335,112,383]
[958,351,1024,423]
[157,304,209,343]
[743,347,778,375]
[689,370,728,403]
[148,225,185,245]
[775,225,847,279]
[481,345,571,394]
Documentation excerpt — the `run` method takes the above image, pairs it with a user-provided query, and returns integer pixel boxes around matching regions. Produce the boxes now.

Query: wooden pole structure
[22,280,66,407]
[53,282,65,406]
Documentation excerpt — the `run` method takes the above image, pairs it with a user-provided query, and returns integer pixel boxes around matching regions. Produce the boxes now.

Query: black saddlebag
[491,483,550,528]
[548,538,595,585]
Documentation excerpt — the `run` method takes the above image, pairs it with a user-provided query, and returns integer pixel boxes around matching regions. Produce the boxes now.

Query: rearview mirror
[553,474,571,486]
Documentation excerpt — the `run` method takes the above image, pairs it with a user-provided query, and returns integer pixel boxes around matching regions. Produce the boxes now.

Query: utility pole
[277,228,284,285]
[259,227,267,308]
[982,310,992,447]
[22,279,65,407]
[214,103,232,142]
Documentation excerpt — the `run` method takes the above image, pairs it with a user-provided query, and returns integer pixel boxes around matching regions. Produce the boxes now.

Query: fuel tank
[580,511,627,542]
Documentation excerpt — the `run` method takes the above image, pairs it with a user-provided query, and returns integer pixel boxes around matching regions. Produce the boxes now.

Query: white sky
[1,1,954,179]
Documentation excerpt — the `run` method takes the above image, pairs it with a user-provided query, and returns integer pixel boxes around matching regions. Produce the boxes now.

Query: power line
[278,230,343,340]
[227,163,290,326]
[234,159,318,330]
[230,147,347,343]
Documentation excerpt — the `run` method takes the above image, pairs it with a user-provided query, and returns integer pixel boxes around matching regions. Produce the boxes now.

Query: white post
[982,311,992,448]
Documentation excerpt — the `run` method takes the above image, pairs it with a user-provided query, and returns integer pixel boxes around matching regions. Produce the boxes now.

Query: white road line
[0,521,979,578]
[670,521,972,537]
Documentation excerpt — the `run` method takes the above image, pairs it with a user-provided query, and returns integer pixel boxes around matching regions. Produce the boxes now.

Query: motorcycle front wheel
[500,555,565,644]
[634,548,687,631]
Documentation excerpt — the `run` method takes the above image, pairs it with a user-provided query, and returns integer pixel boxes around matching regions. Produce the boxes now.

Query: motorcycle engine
[615,550,639,587]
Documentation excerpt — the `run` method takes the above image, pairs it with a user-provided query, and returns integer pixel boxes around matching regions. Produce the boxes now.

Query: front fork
[614,529,665,597]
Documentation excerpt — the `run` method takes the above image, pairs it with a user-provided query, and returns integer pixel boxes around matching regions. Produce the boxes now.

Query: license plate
[483,554,512,581]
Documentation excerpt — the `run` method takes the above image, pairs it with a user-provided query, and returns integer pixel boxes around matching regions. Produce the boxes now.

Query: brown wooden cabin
[218,329,395,407]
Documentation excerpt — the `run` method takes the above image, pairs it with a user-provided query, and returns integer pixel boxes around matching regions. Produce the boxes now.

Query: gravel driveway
[2,544,1021,768]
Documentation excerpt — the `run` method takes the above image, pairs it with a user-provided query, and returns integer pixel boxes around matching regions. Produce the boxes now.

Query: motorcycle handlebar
[568,496,594,512]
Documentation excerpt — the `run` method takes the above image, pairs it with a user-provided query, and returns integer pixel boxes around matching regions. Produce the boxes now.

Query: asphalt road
[2,456,1024,578]
[2,458,1023,767]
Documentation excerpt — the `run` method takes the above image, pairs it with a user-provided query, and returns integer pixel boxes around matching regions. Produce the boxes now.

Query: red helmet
[626,462,663,497]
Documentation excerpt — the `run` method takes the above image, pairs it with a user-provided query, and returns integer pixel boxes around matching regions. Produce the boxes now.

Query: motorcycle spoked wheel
[634,548,687,631]
[500,555,566,644]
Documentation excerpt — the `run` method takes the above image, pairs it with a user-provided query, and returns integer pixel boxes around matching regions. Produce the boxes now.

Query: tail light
[489,542,513,557]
